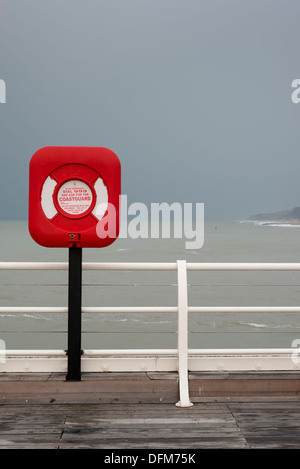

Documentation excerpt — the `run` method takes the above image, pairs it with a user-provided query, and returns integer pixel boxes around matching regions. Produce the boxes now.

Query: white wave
[0,314,19,318]
[263,223,300,228]
[240,219,300,228]
[239,220,268,226]
[0,313,52,320]
[239,321,295,329]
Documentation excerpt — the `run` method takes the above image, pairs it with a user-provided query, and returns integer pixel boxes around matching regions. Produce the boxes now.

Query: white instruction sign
[57,180,93,215]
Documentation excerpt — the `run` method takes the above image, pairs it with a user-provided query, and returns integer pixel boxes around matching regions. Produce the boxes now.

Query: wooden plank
[228,400,300,448]
[0,373,179,404]
[1,399,300,449]
[57,438,248,449]
[1,372,300,404]
[60,401,246,448]
[189,371,300,397]
[0,372,300,403]
[0,438,60,449]
[0,373,52,382]
[230,401,300,410]
[1,374,300,448]
[0,401,248,449]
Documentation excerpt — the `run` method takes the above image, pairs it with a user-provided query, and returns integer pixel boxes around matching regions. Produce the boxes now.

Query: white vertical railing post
[176,260,193,407]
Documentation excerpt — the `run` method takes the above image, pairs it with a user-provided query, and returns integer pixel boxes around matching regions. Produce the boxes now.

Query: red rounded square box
[28,146,121,248]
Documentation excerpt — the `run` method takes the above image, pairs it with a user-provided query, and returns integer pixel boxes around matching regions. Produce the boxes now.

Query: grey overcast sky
[0,0,300,221]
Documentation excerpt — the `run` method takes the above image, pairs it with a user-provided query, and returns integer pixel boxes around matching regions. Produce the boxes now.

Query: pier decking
[0,372,300,449]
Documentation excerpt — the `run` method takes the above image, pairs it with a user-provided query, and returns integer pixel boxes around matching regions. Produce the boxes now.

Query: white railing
[1,261,300,407]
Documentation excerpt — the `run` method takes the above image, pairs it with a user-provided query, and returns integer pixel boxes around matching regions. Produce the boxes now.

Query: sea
[1,219,300,351]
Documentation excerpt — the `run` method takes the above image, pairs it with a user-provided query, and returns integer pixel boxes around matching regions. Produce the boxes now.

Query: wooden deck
[1,372,300,448]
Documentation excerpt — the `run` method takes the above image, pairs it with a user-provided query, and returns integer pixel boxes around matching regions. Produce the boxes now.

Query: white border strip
[0,348,298,373]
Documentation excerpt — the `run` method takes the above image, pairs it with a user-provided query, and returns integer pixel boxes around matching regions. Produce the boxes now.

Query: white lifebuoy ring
[41,176,108,221]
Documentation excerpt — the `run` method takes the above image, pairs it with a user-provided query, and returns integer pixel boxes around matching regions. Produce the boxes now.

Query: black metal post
[66,246,82,381]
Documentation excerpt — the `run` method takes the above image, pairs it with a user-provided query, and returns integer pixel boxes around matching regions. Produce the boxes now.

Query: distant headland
[249,207,300,225]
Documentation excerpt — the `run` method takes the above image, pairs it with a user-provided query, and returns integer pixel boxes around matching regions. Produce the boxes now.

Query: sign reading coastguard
[28,146,121,248]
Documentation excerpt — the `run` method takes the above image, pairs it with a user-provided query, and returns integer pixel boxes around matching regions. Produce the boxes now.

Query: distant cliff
[249,207,300,224]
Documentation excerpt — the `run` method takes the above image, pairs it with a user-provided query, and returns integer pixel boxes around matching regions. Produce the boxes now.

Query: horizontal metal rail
[2,261,300,270]
[1,261,300,406]
[1,306,300,314]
